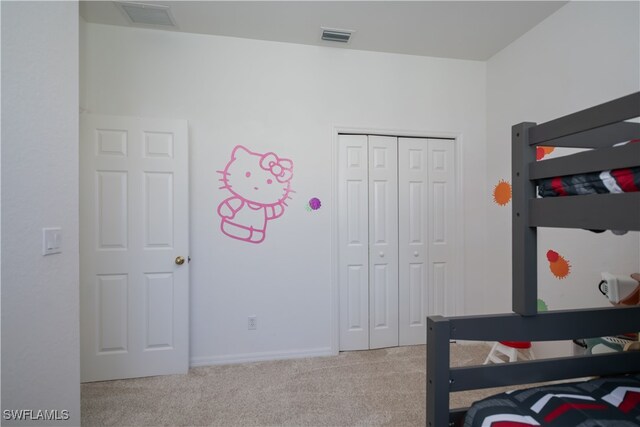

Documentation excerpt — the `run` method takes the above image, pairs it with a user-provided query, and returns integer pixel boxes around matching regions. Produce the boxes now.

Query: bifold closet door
[368,136,399,349]
[398,138,455,346]
[338,135,399,350]
[338,135,370,351]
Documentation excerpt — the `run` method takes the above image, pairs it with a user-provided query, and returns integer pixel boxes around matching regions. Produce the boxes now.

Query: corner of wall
[1,2,81,424]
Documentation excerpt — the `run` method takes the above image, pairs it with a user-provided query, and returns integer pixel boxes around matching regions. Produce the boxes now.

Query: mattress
[537,166,640,198]
[464,374,640,426]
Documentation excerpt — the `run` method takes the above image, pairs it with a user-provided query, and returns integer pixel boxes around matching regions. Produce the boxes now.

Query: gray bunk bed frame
[426,92,640,427]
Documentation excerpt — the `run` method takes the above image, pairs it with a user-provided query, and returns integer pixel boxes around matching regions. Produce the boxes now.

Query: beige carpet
[81,343,517,426]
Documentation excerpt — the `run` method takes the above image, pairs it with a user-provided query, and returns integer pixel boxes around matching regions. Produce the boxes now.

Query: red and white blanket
[537,166,640,198]
[464,374,640,426]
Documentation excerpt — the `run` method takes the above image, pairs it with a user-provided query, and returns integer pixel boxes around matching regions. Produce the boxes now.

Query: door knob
[379,252,385,257]
[413,251,419,257]
[175,256,185,265]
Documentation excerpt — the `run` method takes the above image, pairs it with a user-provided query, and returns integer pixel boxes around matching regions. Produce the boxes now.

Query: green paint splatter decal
[537,299,548,312]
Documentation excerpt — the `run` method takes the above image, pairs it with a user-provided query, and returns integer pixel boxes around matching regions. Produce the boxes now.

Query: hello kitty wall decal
[217,145,294,244]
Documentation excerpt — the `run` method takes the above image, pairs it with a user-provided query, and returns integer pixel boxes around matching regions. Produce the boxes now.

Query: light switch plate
[42,227,62,256]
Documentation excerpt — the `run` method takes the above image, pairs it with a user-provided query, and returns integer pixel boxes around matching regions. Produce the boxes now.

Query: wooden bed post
[512,122,537,316]
[427,316,450,427]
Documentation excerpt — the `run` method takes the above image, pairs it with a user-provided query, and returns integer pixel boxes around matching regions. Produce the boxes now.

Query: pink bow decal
[260,152,293,183]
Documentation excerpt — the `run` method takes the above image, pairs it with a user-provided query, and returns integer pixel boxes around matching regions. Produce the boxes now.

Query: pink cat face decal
[217,145,294,243]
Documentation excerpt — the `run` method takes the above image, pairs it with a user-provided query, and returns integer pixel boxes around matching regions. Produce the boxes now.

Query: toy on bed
[599,272,640,305]
[586,273,640,353]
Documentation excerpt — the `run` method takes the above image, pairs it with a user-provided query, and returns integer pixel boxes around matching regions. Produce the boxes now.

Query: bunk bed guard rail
[426,92,640,427]
[426,307,640,427]
[512,92,640,316]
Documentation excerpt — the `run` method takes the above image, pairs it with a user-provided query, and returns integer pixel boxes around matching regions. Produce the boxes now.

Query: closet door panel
[368,136,399,349]
[340,134,456,350]
[398,138,429,345]
[338,135,370,351]
[428,139,456,317]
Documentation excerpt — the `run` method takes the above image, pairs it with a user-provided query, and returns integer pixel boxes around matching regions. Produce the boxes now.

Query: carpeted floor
[81,343,515,426]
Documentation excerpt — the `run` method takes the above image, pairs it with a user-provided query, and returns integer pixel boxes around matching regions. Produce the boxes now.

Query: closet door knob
[413,251,419,257]
[379,252,385,257]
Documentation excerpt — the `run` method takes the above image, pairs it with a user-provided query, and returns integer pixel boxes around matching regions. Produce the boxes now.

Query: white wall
[81,23,487,364]
[486,1,640,355]
[1,2,80,425]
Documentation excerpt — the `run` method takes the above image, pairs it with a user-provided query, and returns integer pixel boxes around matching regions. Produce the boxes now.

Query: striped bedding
[537,166,640,198]
[464,374,640,426]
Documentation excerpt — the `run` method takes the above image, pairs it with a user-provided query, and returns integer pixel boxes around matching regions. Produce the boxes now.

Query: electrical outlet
[248,316,257,330]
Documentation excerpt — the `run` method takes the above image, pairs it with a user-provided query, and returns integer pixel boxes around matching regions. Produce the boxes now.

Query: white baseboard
[190,347,334,367]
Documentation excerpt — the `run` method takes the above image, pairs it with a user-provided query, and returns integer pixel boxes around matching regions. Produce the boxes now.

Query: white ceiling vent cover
[321,27,354,43]
[117,2,176,27]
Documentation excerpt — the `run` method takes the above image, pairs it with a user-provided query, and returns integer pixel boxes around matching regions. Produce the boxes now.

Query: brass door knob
[175,256,185,265]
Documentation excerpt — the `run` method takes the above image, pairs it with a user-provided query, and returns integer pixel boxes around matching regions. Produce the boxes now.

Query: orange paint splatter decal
[493,179,512,206]
[547,250,571,279]
[536,146,555,161]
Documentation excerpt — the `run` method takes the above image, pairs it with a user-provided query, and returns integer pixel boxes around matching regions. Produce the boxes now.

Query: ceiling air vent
[117,2,176,27]
[321,28,354,43]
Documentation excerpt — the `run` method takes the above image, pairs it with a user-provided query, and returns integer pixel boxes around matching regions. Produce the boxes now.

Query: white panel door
[338,135,370,351]
[399,138,455,344]
[80,114,189,382]
[368,136,399,349]
[339,135,454,350]
[427,139,456,318]
[427,139,456,316]
[398,138,429,345]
